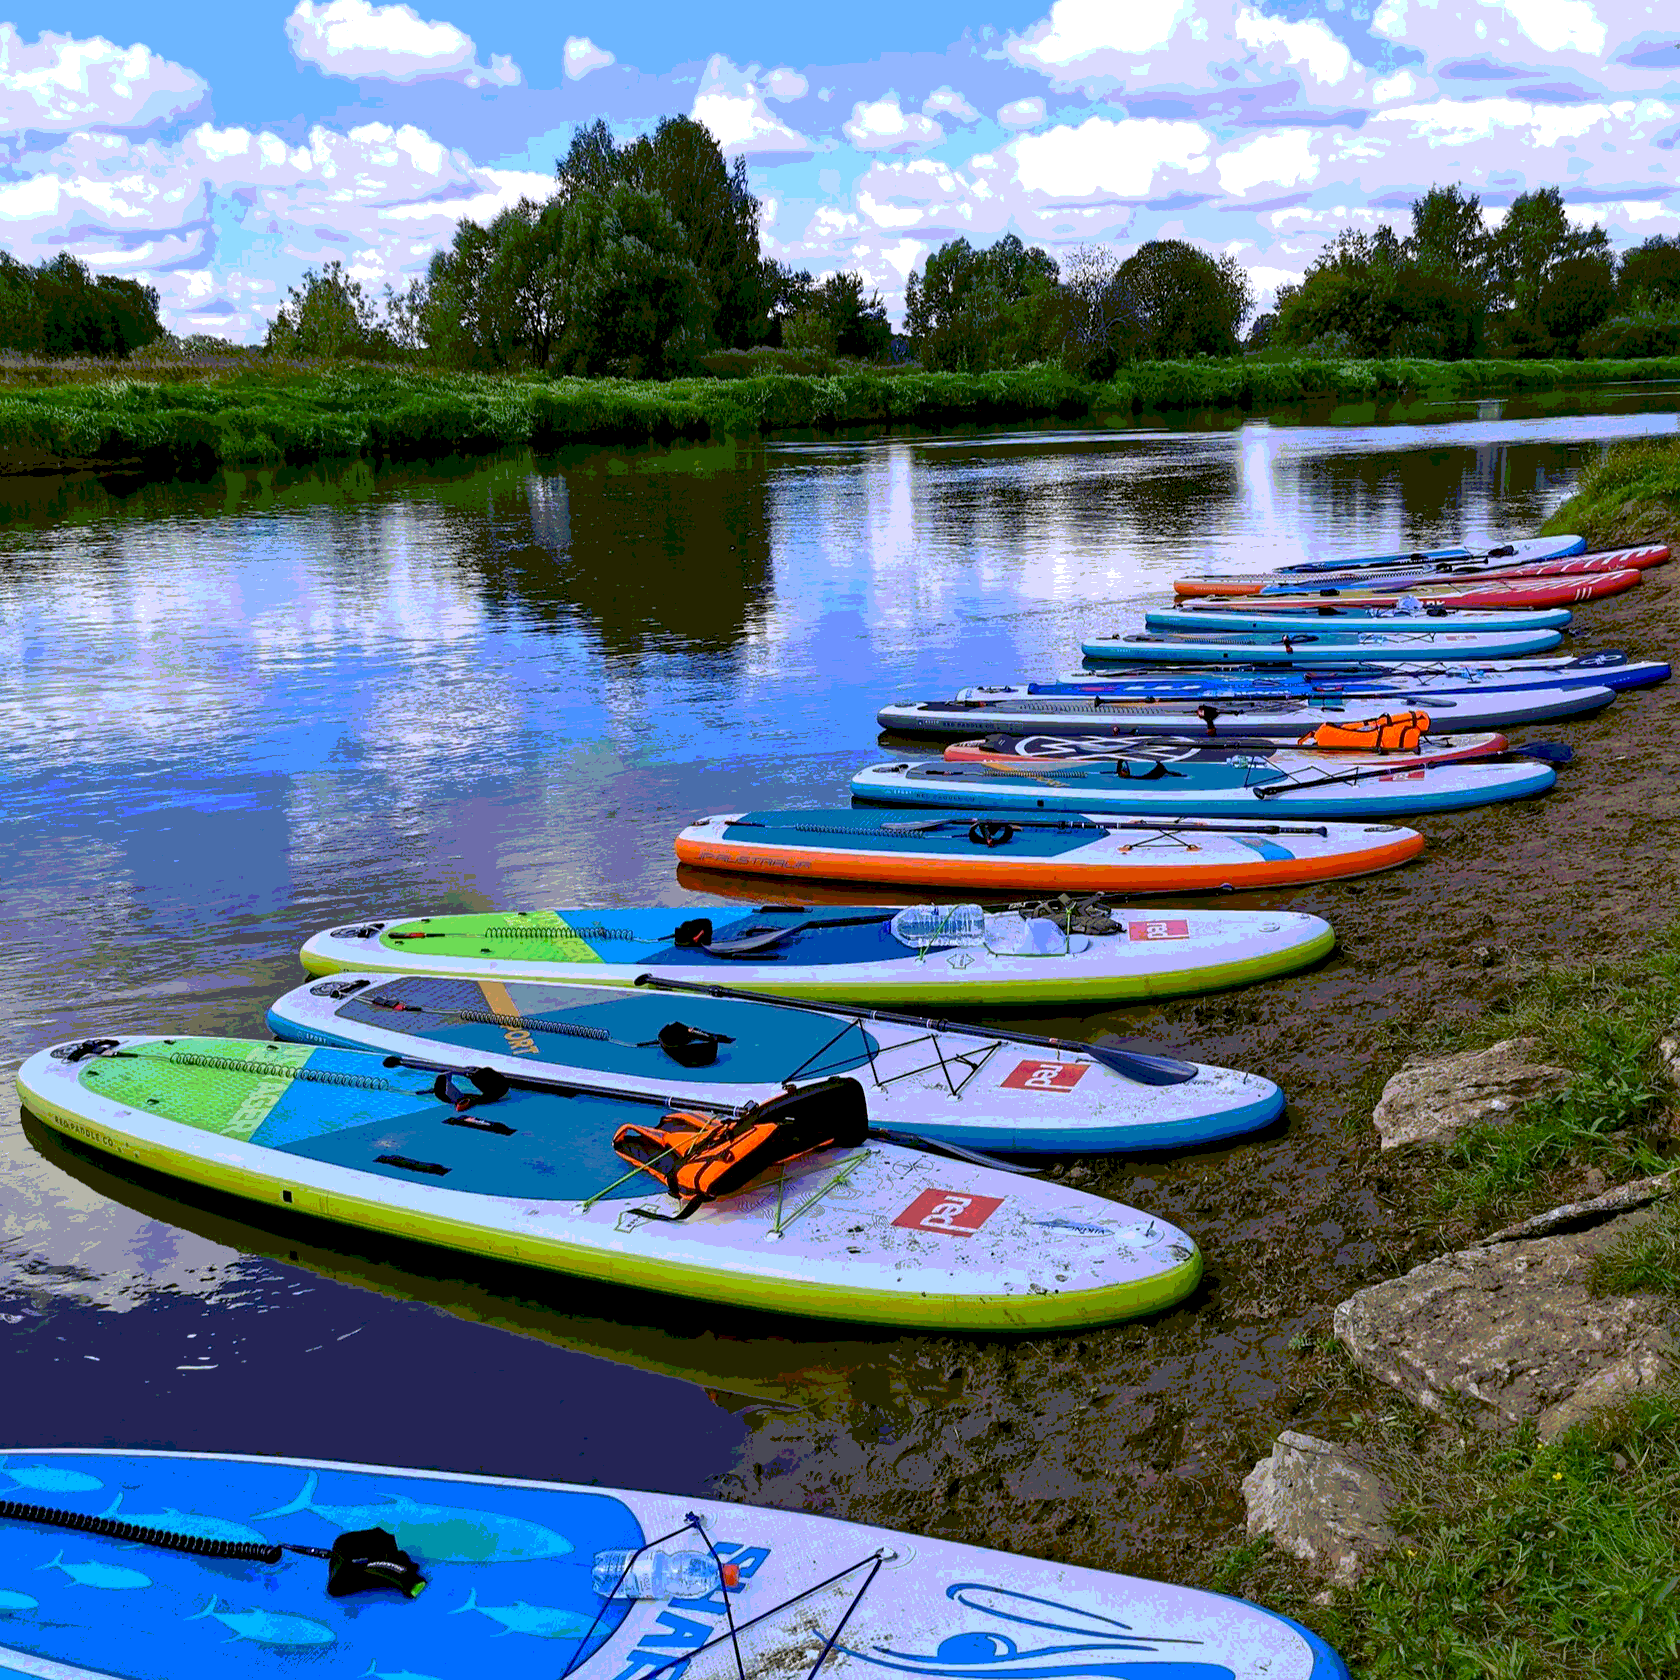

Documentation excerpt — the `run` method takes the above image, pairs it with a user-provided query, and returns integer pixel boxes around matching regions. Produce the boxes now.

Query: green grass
[5,352,1680,477]
[1542,434,1680,549]
[1203,923,1680,1676]
[1210,1388,1680,1680]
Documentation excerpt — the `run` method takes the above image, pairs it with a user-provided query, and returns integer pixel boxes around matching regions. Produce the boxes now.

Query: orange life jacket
[612,1077,869,1219]
[1296,710,1430,753]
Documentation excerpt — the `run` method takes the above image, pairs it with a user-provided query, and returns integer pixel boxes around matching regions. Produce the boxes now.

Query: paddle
[720,813,1331,838]
[370,1054,1036,1169]
[632,973,1200,1087]
[1510,740,1574,764]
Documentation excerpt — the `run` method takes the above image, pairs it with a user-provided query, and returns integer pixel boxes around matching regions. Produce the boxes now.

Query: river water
[2,399,1677,1501]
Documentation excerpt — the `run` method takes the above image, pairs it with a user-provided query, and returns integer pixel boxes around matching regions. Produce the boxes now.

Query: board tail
[254,1471,318,1521]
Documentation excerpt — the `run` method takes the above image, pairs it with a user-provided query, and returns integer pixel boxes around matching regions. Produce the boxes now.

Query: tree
[1618,235,1680,308]
[556,116,768,347]
[906,235,1061,370]
[1536,253,1616,356]
[802,272,891,360]
[1406,184,1490,285]
[0,250,162,358]
[1489,186,1610,319]
[1118,240,1252,358]
[1057,244,1142,377]
[265,260,391,359]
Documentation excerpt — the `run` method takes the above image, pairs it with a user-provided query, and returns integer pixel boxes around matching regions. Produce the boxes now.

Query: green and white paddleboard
[17,1037,1203,1330]
[0,1450,1350,1679]
[299,904,1336,1006]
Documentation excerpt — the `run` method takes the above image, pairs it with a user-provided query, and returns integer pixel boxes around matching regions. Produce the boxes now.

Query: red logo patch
[893,1189,1005,1237]
[1126,919,1190,941]
[1001,1059,1089,1092]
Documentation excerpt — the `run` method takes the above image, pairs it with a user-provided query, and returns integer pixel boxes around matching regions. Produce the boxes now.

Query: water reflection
[1,401,1676,1491]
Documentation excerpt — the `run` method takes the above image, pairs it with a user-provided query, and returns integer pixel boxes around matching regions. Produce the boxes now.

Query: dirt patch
[714,559,1680,1585]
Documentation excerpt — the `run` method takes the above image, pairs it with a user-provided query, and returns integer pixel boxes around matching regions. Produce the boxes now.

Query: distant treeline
[0,253,164,360]
[1257,185,1680,362]
[5,111,1678,375]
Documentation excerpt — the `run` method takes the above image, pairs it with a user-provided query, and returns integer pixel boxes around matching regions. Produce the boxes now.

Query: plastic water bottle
[891,903,985,948]
[590,1549,739,1599]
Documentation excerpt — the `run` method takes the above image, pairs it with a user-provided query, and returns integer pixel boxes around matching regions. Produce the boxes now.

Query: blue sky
[3,0,1677,340]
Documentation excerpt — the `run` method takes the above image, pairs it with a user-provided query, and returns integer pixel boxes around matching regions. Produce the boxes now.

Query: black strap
[650,1021,735,1067]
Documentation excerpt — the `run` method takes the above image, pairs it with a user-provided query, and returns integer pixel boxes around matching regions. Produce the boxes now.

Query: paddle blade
[1087,1044,1200,1085]
[1510,740,1574,764]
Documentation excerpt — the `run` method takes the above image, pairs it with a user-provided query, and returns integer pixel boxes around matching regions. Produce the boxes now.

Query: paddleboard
[1248,534,1582,576]
[851,756,1556,820]
[943,730,1509,767]
[299,905,1336,1006]
[1145,604,1573,634]
[1060,653,1670,694]
[0,1449,1349,1680]
[1173,542,1664,596]
[674,809,1425,892]
[1086,629,1564,664]
[877,685,1614,739]
[1178,569,1642,606]
[268,970,1293,1154]
[17,1037,1200,1329]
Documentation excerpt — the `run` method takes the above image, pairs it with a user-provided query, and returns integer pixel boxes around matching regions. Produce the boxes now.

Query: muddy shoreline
[716,553,1680,1585]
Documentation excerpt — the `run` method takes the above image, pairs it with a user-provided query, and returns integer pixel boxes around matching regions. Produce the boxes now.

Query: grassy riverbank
[3,353,1680,476]
[1212,925,1680,1678]
[1543,433,1680,548]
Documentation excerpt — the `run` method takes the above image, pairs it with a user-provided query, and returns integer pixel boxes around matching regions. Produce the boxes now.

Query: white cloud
[1010,0,1197,76]
[1373,95,1618,148]
[843,92,945,152]
[1371,69,1417,102]
[763,67,808,101]
[285,0,519,88]
[998,96,1047,128]
[562,37,614,80]
[1217,129,1320,195]
[923,86,981,122]
[1490,0,1606,55]
[0,24,206,134]
[691,56,813,155]
[1011,115,1211,199]
[1232,5,1354,84]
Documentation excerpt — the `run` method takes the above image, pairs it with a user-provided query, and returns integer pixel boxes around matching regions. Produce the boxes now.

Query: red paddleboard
[1174,546,1666,598]
[942,729,1510,770]
[1177,569,1642,609]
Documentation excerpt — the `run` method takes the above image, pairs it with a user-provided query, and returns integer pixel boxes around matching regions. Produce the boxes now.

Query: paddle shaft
[632,973,1196,1082]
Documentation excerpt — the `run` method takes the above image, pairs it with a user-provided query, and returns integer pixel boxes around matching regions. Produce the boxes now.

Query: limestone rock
[1372,1036,1570,1151]
[1242,1430,1395,1583]
[1333,1205,1675,1436]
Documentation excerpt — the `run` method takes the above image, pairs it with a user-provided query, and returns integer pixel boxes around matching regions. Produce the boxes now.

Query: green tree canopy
[265,260,392,359]
[1489,186,1611,318]
[1118,239,1252,358]
[0,250,163,358]
[1618,234,1680,307]
[905,235,1061,370]
[556,116,767,347]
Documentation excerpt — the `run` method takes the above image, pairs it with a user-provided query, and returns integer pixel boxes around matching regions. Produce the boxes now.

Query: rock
[1657,1023,1680,1089]
[1481,1170,1676,1243]
[1333,1204,1675,1437]
[1372,1036,1570,1151]
[1242,1430,1395,1583]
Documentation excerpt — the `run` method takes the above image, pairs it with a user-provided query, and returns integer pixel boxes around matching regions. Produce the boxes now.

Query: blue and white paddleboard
[1088,629,1563,664]
[851,755,1556,821]
[268,968,1294,1155]
[1190,533,1583,580]
[1058,653,1669,694]
[0,1450,1350,1680]
[877,685,1614,739]
[1144,604,1572,634]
